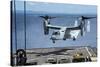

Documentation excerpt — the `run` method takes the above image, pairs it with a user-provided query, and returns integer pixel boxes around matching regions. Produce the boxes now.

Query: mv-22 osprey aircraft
[40,15,96,43]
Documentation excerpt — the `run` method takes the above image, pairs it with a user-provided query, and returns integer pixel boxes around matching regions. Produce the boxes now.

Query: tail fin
[74,20,78,27]
[87,20,90,32]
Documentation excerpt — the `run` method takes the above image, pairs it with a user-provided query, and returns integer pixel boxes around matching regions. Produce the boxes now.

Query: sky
[13,1,97,15]
[12,1,97,51]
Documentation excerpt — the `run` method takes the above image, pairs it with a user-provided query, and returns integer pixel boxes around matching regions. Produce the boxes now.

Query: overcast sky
[14,1,97,15]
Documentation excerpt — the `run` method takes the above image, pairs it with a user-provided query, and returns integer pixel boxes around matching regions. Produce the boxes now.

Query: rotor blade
[74,20,78,27]
[39,16,45,18]
[49,16,57,19]
[39,15,48,19]
[39,15,67,19]
[84,17,96,19]
[81,16,96,20]
[87,20,90,32]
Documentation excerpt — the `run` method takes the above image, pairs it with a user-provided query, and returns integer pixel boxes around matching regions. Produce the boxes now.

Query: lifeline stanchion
[17,1,27,65]
[14,0,17,53]
[10,1,13,66]
[13,1,27,66]
[24,0,27,63]
[24,1,27,53]
[13,0,17,66]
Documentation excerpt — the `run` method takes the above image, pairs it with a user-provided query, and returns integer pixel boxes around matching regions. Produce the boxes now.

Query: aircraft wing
[47,25,61,29]
[47,24,80,30]
[67,26,80,30]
